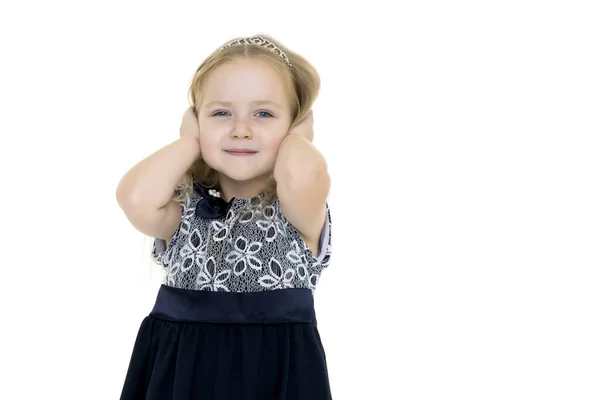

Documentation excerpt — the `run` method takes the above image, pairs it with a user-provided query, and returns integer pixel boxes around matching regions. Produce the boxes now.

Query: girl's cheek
[199,132,215,149]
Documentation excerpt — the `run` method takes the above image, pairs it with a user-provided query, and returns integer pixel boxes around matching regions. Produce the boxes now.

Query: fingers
[183,106,195,119]
[180,106,200,139]
[292,110,313,130]
[300,109,313,124]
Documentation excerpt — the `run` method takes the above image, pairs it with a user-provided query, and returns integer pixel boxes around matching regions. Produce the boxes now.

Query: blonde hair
[173,34,321,205]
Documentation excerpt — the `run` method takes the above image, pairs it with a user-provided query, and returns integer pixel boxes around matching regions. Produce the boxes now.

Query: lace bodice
[152,186,332,293]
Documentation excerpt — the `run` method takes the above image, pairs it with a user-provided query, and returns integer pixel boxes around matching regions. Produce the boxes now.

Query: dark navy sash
[150,285,317,325]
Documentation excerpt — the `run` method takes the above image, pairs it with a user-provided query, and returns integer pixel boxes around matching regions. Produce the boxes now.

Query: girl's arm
[116,108,201,240]
[274,112,330,247]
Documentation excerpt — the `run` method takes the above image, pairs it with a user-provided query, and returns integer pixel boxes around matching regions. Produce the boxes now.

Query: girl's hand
[180,106,201,143]
[289,110,314,142]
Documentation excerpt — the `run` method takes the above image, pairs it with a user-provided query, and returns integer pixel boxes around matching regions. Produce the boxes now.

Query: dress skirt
[119,285,332,400]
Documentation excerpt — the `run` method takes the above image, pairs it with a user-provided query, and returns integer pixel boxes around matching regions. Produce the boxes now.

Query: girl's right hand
[180,106,201,143]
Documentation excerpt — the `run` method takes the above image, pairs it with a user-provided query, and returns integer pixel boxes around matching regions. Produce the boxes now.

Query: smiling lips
[224,149,258,156]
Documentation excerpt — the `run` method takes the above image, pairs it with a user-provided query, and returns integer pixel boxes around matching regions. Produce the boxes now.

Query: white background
[1,0,598,399]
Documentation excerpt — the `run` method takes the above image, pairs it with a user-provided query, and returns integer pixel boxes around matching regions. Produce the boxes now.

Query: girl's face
[198,59,293,186]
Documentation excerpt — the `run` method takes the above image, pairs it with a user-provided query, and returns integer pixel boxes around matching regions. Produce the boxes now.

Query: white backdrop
[1,1,599,399]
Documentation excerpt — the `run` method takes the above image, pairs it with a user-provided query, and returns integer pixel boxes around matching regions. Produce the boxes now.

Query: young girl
[116,35,333,399]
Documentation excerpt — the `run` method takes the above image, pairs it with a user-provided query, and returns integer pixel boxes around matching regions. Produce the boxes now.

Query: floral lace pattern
[152,189,331,293]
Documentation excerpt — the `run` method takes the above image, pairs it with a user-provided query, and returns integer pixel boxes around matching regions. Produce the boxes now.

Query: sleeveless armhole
[276,199,332,270]
[151,190,196,266]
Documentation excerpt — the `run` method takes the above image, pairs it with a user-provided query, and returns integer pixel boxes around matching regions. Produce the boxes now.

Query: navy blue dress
[119,185,333,399]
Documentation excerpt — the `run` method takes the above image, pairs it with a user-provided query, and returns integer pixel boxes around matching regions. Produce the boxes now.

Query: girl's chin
[217,169,274,183]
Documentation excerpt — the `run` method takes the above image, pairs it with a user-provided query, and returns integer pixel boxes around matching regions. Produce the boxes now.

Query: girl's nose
[230,120,253,139]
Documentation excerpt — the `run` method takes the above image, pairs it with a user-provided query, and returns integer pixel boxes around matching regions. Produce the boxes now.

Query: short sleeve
[276,199,332,270]
[151,189,197,266]
[314,203,332,268]
[151,238,167,264]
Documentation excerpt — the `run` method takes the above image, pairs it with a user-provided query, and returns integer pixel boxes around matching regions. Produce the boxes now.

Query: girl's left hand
[289,110,314,142]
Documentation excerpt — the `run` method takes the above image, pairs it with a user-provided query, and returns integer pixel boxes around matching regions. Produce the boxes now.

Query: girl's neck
[218,174,271,201]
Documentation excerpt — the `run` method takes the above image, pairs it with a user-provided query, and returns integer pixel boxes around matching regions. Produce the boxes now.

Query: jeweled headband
[218,36,292,68]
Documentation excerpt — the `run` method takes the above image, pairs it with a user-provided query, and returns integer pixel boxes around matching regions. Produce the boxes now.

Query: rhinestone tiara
[218,36,292,67]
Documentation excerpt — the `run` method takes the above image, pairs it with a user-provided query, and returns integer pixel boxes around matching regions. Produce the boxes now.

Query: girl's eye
[211,111,273,118]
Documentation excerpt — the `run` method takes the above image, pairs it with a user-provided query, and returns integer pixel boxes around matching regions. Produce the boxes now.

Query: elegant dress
[120,184,333,399]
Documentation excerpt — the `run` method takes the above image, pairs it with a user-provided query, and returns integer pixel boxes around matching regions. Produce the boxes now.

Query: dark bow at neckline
[194,184,233,219]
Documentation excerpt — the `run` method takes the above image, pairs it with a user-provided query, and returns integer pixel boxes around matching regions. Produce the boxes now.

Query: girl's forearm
[116,137,201,210]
